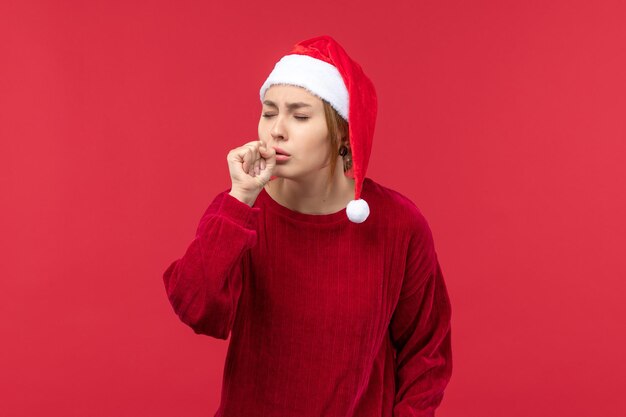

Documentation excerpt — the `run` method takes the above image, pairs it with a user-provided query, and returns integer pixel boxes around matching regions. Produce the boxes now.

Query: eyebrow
[262,100,312,110]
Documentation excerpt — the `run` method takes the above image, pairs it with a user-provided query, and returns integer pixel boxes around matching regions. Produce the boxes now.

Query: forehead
[263,84,323,106]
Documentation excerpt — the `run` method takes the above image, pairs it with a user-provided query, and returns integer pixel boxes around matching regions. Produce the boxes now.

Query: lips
[272,146,291,156]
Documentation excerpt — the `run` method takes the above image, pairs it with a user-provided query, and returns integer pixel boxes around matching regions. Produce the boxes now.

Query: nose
[270,115,287,142]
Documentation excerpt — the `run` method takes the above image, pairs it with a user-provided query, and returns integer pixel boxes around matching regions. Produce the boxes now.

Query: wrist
[228,190,256,207]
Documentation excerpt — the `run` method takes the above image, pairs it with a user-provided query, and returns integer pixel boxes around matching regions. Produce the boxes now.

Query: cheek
[306,127,330,159]
[301,122,328,145]
[303,140,331,164]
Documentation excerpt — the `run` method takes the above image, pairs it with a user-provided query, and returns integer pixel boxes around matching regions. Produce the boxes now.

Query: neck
[265,160,356,215]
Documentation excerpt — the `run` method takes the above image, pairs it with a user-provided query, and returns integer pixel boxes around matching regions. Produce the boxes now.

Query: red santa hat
[259,35,378,223]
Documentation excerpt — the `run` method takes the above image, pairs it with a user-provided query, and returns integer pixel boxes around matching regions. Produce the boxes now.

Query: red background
[1,1,625,416]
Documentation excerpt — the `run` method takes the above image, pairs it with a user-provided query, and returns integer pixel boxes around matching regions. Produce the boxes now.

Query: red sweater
[163,177,453,417]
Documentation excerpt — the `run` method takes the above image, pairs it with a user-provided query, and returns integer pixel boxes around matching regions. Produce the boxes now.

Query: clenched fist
[227,140,276,206]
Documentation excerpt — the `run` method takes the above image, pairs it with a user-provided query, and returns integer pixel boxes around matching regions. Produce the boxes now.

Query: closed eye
[262,114,309,121]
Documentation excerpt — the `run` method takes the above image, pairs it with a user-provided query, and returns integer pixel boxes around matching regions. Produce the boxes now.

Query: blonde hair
[323,100,351,186]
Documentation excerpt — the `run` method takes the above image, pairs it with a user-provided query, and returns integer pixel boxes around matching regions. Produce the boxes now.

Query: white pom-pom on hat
[346,199,370,223]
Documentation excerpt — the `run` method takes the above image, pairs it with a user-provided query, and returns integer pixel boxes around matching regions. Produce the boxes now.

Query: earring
[339,145,352,172]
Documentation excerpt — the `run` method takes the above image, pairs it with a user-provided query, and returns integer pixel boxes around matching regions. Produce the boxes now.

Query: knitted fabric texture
[163,177,453,417]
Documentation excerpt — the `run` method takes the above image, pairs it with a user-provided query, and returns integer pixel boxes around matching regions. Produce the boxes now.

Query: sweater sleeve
[389,214,453,417]
[162,190,260,340]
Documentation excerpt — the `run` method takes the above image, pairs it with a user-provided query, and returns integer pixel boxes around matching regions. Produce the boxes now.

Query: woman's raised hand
[226,140,276,206]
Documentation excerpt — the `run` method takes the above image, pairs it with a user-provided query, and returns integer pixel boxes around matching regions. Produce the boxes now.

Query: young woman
[163,35,453,417]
